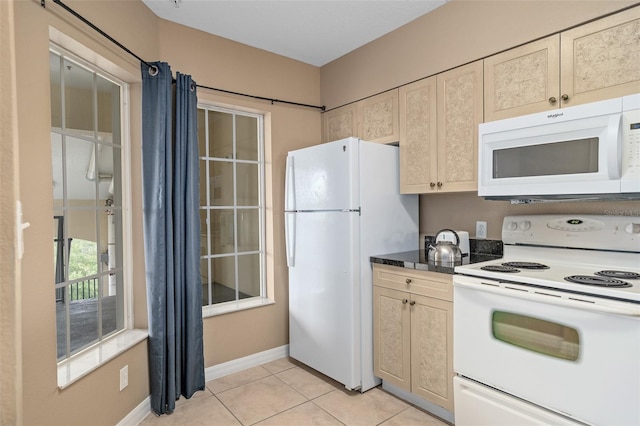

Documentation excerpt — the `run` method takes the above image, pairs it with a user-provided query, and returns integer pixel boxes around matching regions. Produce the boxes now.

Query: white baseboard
[205,344,289,382]
[117,396,151,426]
[118,345,290,425]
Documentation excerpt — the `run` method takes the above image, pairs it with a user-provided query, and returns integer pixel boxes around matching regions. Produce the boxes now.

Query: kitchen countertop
[370,250,502,274]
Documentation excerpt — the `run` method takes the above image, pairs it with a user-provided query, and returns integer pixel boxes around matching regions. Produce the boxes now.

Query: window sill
[57,329,148,389]
[202,297,275,318]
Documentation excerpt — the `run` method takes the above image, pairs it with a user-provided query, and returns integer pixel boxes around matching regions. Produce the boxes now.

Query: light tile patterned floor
[139,357,450,426]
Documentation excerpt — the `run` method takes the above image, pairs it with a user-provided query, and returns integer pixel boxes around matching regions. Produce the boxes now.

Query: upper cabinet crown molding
[484,6,640,122]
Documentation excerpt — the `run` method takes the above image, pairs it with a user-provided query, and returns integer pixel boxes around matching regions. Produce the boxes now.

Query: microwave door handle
[607,113,622,179]
[455,278,640,317]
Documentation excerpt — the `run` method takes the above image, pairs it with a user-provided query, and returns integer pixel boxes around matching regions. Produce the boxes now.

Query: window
[50,47,130,361]
[198,105,267,314]
[492,311,580,361]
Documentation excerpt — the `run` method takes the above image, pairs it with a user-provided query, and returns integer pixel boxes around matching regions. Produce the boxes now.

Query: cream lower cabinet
[372,264,454,412]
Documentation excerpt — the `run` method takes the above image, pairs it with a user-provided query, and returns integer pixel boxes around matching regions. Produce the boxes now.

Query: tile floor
[139,357,450,426]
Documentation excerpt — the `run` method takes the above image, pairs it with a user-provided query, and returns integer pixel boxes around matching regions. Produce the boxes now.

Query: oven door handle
[454,277,640,317]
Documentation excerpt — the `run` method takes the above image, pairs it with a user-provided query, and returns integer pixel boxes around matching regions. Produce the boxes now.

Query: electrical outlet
[119,365,128,391]
[476,221,487,239]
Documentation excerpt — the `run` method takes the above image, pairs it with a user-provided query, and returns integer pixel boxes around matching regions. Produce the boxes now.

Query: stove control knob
[519,220,531,231]
[506,221,517,231]
[625,223,640,234]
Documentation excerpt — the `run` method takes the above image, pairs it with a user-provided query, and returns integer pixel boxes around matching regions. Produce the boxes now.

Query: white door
[288,210,360,389]
[286,138,359,211]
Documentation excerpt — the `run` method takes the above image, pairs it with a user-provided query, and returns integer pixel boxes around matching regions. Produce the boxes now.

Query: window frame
[197,102,271,317]
[50,43,134,365]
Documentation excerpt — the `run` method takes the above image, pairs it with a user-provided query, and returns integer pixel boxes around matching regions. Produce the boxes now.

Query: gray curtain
[141,61,205,415]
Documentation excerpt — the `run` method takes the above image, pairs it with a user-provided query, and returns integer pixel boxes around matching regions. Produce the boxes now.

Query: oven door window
[492,311,580,361]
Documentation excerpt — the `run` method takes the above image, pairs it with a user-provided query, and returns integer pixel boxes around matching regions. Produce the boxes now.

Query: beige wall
[8,0,639,423]
[13,0,155,423]
[321,0,637,109]
[420,194,640,240]
[156,18,321,365]
[320,0,640,239]
[11,0,320,424]
[1,0,22,423]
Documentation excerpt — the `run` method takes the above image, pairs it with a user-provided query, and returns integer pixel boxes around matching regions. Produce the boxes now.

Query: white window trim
[57,329,147,389]
[50,33,144,388]
[198,103,270,315]
[202,297,275,318]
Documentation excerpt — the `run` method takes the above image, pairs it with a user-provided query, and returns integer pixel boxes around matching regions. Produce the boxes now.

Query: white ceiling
[141,0,447,67]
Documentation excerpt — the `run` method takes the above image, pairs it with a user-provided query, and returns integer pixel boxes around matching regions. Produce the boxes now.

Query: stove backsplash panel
[424,235,503,257]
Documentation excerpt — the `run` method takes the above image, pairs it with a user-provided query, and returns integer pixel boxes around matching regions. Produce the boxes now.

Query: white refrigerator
[284,137,418,392]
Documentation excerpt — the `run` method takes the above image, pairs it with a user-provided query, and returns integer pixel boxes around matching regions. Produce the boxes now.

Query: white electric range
[453,214,640,426]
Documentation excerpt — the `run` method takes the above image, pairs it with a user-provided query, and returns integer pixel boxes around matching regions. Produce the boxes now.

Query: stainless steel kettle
[428,229,463,266]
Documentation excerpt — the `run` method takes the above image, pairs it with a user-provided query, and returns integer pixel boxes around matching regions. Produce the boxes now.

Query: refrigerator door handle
[285,156,295,212]
[285,212,296,267]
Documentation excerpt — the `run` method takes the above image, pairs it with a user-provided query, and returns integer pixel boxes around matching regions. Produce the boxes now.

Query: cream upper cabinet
[322,89,399,144]
[399,61,482,194]
[561,7,640,106]
[436,60,483,193]
[373,264,454,412]
[322,103,357,143]
[484,35,560,122]
[485,6,640,121]
[399,77,437,194]
[357,89,400,144]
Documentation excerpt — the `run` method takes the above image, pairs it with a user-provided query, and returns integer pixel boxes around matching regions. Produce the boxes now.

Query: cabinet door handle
[405,278,412,285]
[561,94,569,102]
[402,299,409,304]
[548,96,557,104]
[409,301,416,306]
[437,182,443,188]
[430,182,436,188]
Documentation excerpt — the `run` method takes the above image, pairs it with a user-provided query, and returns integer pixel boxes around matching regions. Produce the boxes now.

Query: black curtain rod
[43,0,326,111]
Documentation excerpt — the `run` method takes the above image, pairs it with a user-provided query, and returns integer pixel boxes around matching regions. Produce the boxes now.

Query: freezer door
[288,210,361,390]
[286,138,359,211]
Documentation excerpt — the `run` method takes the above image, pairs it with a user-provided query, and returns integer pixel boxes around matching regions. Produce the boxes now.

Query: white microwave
[478,94,640,202]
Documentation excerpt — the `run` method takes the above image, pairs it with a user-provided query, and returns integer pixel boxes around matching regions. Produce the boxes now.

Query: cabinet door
[561,6,640,106]
[410,294,454,411]
[322,103,357,143]
[358,89,399,144]
[484,35,560,121]
[399,77,438,194]
[436,61,483,192]
[373,286,411,391]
